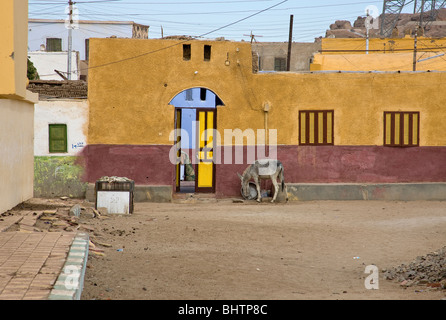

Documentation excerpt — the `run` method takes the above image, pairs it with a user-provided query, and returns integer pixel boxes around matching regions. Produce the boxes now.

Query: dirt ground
[76,199,446,300]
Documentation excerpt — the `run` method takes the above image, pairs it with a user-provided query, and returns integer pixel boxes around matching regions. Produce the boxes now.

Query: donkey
[237,159,286,203]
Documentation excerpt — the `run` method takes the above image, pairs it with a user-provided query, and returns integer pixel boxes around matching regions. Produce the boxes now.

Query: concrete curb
[286,182,446,201]
[48,232,89,300]
[86,182,446,203]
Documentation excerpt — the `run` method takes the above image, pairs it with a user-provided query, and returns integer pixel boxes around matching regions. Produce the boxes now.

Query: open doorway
[170,87,224,193]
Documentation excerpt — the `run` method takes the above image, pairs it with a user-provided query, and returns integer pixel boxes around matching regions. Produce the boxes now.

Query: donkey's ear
[237,172,242,180]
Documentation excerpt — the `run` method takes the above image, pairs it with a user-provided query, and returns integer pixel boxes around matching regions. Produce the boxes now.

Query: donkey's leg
[255,178,261,202]
[271,176,279,203]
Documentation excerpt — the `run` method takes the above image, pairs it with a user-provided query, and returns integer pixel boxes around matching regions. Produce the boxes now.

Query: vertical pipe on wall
[263,102,270,146]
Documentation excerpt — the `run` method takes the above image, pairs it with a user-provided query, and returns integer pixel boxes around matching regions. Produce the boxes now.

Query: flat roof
[29,18,149,27]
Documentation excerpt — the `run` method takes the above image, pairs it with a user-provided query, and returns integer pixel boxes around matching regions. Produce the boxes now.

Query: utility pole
[413,5,424,72]
[67,0,73,80]
[243,31,263,43]
[248,31,255,43]
[287,14,293,71]
[413,26,418,71]
[366,9,370,54]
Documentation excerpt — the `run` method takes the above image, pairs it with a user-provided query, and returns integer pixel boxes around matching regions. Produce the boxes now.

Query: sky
[28,0,415,43]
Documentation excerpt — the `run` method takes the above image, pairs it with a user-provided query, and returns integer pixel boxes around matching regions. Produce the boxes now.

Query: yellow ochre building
[311,37,446,71]
[83,37,446,201]
[0,0,38,213]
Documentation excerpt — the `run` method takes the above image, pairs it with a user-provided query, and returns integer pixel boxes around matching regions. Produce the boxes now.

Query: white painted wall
[28,20,137,61]
[0,99,35,213]
[34,99,88,156]
[28,51,80,80]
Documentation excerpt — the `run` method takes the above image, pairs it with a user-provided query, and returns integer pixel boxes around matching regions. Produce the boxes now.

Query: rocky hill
[325,8,446,38]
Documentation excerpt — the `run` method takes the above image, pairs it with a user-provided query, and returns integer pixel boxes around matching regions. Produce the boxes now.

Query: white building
[28,50,80,81]
[28,80,89,198]
[28,19,149,61]
[34,99,88,156]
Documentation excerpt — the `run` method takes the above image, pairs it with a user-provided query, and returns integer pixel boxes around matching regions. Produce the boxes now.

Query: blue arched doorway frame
[169,87,225,193]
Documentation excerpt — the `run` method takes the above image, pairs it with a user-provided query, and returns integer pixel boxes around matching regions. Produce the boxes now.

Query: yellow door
[196,109,215,193]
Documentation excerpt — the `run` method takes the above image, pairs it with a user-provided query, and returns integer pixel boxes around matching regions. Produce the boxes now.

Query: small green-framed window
[49,124,67,153]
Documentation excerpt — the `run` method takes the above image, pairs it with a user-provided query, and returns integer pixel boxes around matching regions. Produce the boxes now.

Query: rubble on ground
[383,247,446,290]
[2,198,111,258]
[98,176,133,183]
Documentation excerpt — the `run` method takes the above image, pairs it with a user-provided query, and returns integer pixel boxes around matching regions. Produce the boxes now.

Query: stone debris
[1,198,116,262]
[69,204,81,217]
[96,207,108,216]
[81,207,96,219]
[40,216,58,221]
[95,241,112,248]
[98,176,132,183]
[43,210,57,215]
[27,80,87,99]
[3,200,107,234]
[383,247,446,290]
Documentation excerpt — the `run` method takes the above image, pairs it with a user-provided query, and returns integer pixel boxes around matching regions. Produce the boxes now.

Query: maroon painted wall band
[81,144,446,197]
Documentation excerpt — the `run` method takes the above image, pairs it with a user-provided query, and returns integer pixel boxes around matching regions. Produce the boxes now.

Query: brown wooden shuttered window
[384,112,419,147]
[299,110,334,145]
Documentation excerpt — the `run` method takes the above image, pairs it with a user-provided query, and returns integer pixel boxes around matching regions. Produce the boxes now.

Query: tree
[27,57,39,80]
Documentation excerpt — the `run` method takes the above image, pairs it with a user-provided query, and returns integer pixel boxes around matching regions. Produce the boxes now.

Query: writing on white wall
[71,142,85,150]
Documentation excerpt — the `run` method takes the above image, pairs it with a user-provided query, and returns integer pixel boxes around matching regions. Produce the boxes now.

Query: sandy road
[80,199,446,300]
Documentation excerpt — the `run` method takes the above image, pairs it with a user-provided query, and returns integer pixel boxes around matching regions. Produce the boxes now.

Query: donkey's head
[237,172,250,198]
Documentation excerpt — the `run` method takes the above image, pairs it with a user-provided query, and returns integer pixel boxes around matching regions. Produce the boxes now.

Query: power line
[29,0,275,5]
[31,1,382,16]
[28,0,384,43]
[417,38,446,64]
[30,0,379,7]
[27,8,362,38]
[120,0,275,3]
[29,0,122,4]
[196,0,287,39]
[37,0,288,77]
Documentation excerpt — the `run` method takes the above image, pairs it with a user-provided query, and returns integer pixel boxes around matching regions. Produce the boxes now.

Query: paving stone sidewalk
[0,209,89,300]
